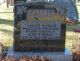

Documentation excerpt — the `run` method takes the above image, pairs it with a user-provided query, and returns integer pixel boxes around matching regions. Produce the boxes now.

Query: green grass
[0,19,13,26]
[66,24,80,31]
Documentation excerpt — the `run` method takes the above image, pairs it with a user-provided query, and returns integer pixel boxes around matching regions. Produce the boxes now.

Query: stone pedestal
[7,47,73,61]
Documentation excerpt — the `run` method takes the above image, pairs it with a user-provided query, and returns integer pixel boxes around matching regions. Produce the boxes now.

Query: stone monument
[10,0,72,61]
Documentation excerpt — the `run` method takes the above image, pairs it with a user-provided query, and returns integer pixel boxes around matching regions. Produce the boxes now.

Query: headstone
[13,0,72,61]
[14,0,66,52]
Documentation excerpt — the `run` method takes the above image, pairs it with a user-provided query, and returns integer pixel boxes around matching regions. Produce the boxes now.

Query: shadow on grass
[0,12,13,13]
[3,46,9,53]
[66,25,75,31]
[66,24,80,31]
[0,29,13,33]
[0,19,13,26]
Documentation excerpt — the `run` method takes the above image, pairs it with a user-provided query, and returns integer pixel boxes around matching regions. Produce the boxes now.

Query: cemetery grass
[66,24,80,52]
[0,8,14,52]
[0,8,80,52]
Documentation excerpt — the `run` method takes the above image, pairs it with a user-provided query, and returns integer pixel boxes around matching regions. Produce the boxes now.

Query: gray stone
[7,47,72,61]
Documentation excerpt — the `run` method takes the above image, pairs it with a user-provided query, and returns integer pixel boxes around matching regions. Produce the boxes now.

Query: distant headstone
[14,0,67,52]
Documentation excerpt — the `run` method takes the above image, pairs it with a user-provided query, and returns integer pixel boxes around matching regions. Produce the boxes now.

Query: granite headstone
[14,0,67,52]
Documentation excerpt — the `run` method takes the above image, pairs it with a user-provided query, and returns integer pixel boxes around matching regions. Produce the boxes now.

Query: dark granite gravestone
[14,0,67,52]
[6,1,73,61]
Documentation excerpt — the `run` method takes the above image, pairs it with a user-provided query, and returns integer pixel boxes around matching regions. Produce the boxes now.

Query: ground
[0,7,13,49]
[0,7,80,52]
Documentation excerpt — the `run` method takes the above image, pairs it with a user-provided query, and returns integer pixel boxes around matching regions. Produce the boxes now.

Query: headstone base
[7,47,73,61]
